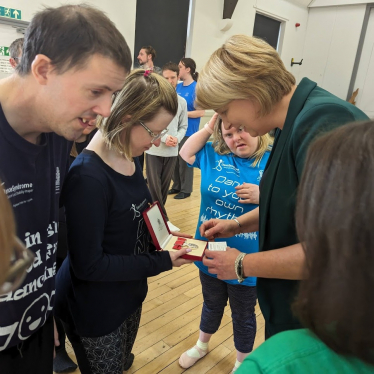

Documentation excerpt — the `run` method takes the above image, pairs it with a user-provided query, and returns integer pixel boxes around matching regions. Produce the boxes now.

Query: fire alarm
[295,23,300,27]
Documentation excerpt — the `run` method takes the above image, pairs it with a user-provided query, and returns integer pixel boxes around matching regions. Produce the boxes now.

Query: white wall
[188,0,310,82]
[299,3,367,99]
[310,0,368,6]
[0,0,137,57]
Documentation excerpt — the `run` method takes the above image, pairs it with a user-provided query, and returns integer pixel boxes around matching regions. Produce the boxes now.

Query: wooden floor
[61,168,265,374]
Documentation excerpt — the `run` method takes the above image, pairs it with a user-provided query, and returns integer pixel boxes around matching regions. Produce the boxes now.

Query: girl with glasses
[54,70,192,374]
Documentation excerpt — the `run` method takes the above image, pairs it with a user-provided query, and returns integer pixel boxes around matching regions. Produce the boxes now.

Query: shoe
[168,188,180,195]
[174,192,191,199]
[53,349,78,373]
[179,345,208,369]
[124,353,134,371]
[167,221,180,232]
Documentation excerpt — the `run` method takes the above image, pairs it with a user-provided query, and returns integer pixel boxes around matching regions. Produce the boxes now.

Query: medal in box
[143,202,207,261]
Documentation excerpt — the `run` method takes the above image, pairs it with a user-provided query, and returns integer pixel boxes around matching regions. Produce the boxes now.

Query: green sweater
[258,78,369,336]
[237,329,374,373]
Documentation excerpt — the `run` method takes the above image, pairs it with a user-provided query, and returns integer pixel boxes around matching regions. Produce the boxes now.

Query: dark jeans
[0,314,54,374]
[199,271,257,353]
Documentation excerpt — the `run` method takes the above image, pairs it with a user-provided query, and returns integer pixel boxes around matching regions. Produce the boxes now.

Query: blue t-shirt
[0,104,71,350]
[176,81,200,136]
[190,142,270,286]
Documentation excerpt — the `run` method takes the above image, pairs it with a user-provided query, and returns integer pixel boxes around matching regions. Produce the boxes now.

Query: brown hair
[18,4,132,75]
[294,120,374,365]
[195,35,295,115]
[141,45,157,61]
[180,58,198,81]
[212,117,272,167]
[162,61,179,76]
[9,38,24,59]
[0,184,15,287]
[97,69,178,160]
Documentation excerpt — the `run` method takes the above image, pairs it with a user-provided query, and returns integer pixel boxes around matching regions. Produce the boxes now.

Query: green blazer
[258,78,369,337]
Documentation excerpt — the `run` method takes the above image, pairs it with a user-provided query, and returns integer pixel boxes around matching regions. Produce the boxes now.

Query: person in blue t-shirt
[169,58,205,200]
[178,113,272,373]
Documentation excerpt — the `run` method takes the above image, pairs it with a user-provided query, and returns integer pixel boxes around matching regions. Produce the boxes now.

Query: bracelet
[233,218,242,233]
[204,123,214,135]
[235,252,247,283]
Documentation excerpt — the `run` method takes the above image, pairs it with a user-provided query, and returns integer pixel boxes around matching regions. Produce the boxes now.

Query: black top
[0,104,71,350]
[258,78,369,337]
[55,150,172,337]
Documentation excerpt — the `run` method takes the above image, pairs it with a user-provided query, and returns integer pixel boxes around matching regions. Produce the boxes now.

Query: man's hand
[235,183,259,204]
[165,135,178,147]
[199,219,239,240]
[203,246,240,279]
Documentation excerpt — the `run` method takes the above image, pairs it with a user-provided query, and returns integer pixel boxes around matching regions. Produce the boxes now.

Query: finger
[238,198,251,204]
[172,231,193,238]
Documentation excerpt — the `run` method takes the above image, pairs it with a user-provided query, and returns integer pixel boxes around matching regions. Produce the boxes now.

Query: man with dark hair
[0,4,131,373]
[145,62,188,232]
[8,37,23,68]
[137,45,162,74]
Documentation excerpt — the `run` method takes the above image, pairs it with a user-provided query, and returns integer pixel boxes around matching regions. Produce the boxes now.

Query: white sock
[232,359,242,372]
[186,339,208,358]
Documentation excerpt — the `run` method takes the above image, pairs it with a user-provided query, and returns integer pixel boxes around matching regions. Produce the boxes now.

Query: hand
[199,219,239,240]
[235,183,260,204]
[165,135,178,147]
[203,246,240,279]
[168,247,194,267]
[53,318,60,358]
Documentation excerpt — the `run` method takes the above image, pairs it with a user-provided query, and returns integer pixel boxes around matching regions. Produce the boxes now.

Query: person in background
[136,45,163,172]
[179,113,272,373]
[137,45,162,75]
[238,121,374,373]
[0,5,131,373]
[55,70,192,374]
[54,120,98,373]
[145,62,188,233]
[8,37,23,68]
[169,57,205,200]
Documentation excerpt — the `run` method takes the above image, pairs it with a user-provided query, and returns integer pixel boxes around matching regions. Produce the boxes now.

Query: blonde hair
[0,184,15,287]
[97,69,178,160]
[196,35,296,117]
[212,117,272,167]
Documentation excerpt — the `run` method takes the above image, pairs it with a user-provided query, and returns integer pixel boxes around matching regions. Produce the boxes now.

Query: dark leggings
[63,307,141,374]
[199,271,257,353]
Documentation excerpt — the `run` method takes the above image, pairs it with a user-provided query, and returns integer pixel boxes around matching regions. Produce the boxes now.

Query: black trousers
[0,314,54,374]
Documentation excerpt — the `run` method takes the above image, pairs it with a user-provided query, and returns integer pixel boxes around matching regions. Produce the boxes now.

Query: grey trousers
[171,136,193,194]
[146,153,177,221]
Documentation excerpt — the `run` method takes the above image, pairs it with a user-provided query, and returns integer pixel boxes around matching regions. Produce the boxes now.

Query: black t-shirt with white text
[0,104,71,350]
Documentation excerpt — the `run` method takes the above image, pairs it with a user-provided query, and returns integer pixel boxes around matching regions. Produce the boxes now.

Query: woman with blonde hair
[55,70,192,374]
[179,113,272,372]
[196,35,368,340]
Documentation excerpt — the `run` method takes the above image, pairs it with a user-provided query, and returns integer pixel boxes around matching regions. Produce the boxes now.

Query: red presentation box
[143,201,207,261]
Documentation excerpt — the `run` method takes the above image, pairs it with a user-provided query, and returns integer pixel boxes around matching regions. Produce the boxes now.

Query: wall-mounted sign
[0,46,9,56]
[0,6,21,20]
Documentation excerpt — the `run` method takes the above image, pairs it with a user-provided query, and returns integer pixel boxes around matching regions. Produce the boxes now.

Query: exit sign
[0,6,21,19]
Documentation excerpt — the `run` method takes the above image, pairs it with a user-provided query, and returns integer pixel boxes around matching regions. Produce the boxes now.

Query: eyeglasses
[0,237,35,295]
[139,121,168,143]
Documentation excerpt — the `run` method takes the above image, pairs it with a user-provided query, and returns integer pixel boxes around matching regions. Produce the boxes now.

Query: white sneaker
[167,221,180,232]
